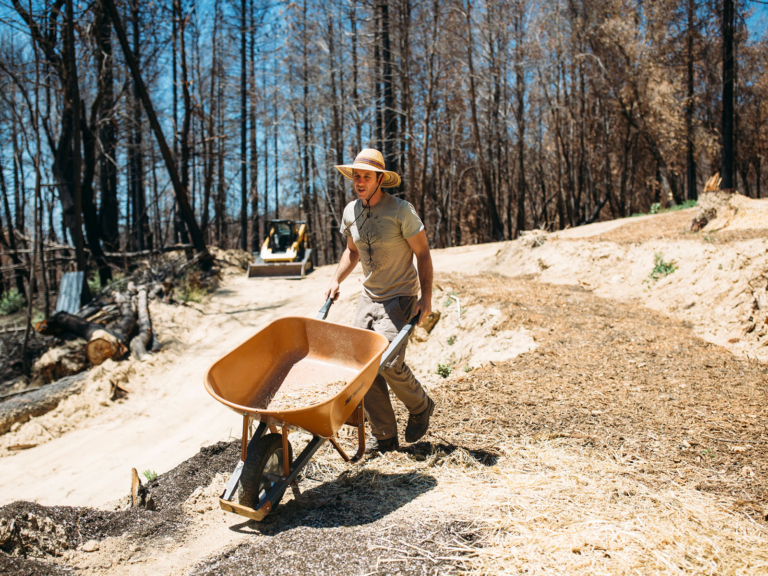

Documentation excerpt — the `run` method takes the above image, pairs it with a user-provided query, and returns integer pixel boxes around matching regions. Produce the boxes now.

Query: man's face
[352,169,382,202]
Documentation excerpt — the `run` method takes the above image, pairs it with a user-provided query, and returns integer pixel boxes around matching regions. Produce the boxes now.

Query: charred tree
[103,0,210,265]
[0,155,27,297]
[720,0,735,190]
[96,0,119,253]
[514,1,526,236]
[465,0,505,241]
[249,0,260,252]
[240,0,248,252]
[686,0,698,201]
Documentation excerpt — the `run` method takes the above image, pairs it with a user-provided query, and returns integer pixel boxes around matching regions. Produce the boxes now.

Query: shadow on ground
[231,470,437,536]
[401,440,499,466]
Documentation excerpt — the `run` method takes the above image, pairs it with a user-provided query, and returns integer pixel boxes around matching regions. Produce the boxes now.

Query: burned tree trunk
[0,374,87,435]
[96,0,120,253]
[720,0,735,190]
[103,0,209,265]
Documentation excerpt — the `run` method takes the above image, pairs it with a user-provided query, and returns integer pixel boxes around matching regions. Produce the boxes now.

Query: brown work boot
[405,397,435,443]
[365,435,399,455]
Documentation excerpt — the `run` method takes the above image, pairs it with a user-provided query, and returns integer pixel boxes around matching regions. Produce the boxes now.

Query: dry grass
[286,428,768,575]
[457,441,768,575]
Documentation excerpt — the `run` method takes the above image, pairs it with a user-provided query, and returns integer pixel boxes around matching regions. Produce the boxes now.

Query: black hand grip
[317,297,334,320]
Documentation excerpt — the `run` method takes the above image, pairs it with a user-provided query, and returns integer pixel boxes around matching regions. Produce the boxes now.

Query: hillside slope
[1,192,767,575]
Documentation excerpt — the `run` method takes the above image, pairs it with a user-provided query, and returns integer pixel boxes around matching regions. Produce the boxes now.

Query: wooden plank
[218,498,270,521]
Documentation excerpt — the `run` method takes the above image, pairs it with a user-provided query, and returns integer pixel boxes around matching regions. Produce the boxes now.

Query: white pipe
[449,295,461,324]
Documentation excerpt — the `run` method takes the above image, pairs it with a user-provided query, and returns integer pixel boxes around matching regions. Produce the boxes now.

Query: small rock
[10,422,21,433]
[82,540,100,552]
[411,327,429,342]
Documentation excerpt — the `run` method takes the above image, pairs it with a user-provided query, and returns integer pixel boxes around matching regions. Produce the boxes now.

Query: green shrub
[436,363,452,379]
[648,253,677,281]
[177,285,207,303]
[447,335,456,346]
[87,272,101,297]
[142,469,158,482]
[632,199,697,218]
[463,364,473,373]
[0,288,25,315]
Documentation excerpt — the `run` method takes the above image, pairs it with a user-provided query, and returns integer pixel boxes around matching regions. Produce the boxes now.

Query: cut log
[111,292,136,343]
[36,311,105,340]
[0,373,87,435]
[86,329,125,365]
[36,292,137,366]
[129,287,153,361]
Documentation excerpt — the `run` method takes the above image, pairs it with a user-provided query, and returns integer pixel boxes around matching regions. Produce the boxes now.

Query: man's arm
[324,236,360,301]
[406,230,433,324]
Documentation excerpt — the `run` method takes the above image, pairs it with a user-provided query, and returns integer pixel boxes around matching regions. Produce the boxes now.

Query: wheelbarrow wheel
[237,432,294,511]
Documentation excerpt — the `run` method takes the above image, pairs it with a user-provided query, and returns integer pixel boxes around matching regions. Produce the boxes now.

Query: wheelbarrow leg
[222,414,267,501]
[280,424,301,498]
[329,435,351,462]
[332,400,367,463]
[352,399,366,463]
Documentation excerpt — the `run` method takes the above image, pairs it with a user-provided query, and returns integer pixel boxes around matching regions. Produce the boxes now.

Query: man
[324,148,435,454]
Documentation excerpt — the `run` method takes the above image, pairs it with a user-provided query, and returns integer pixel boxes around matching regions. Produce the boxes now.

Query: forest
[0,0,766,308]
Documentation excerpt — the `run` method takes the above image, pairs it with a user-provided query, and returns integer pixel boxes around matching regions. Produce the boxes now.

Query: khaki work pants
[353,293,429,440]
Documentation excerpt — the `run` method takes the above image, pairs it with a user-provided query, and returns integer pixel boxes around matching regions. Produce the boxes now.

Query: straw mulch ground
[425,273,768,516]
[191,272,768,575]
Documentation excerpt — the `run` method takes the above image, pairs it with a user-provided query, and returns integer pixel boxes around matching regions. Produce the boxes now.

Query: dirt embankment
[490,192,768,363]
[1,193,768,575]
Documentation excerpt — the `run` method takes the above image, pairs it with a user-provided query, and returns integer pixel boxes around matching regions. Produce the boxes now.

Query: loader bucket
[247,249,314,279]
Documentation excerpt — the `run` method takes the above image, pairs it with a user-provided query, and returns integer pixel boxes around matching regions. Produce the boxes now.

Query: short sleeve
[339,202,354,237]
[399,201,424,239]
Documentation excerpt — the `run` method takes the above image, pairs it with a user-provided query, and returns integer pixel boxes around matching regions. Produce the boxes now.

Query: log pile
[35,282,162,370]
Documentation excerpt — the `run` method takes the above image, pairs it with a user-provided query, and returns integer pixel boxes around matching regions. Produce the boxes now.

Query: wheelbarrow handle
[379,311,421,370]
[317,297,334,320]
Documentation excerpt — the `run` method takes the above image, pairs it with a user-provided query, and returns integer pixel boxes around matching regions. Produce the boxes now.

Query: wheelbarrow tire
[237,432,294,511]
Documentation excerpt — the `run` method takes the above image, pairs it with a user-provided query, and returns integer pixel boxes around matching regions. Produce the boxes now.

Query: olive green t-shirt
[340,193,424,302]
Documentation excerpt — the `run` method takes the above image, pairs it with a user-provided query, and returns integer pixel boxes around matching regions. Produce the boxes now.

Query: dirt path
[0,243,498,508]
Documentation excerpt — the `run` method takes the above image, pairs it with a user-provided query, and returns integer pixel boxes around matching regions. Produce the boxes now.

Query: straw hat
[334,148,401,188]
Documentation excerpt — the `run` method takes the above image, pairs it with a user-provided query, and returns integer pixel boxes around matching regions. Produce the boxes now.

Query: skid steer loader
[247,220,314,278]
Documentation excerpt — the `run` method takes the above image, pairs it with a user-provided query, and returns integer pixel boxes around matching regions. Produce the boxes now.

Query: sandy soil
[1,192,767,575]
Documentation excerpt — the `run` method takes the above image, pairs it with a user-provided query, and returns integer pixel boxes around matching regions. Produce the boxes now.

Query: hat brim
[335,163,401,188]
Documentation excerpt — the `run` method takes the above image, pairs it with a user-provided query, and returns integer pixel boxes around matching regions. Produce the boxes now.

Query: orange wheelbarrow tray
[204,298,419,521]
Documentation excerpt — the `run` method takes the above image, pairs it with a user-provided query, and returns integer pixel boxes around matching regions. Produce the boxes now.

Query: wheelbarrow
[204,298,420,521]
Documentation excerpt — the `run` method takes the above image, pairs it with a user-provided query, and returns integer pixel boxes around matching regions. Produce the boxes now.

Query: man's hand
[324,280,340,302]
[413,295,432,325]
